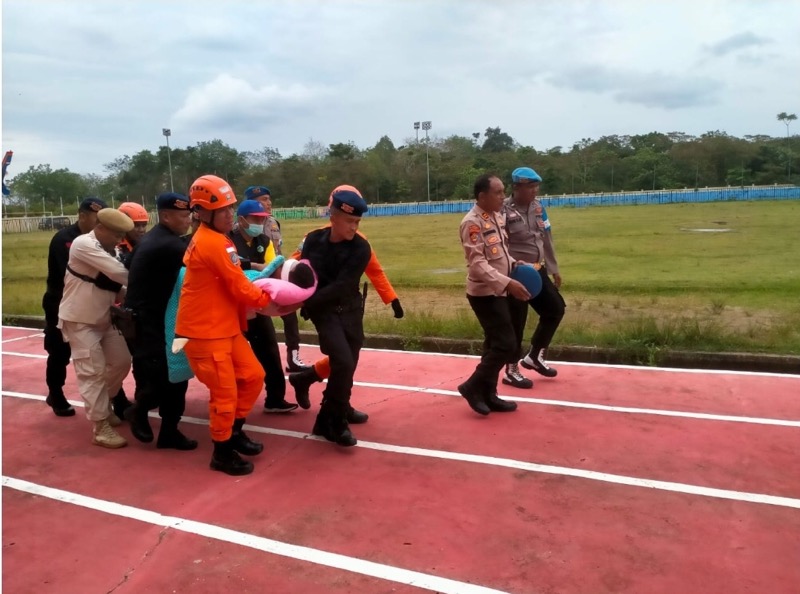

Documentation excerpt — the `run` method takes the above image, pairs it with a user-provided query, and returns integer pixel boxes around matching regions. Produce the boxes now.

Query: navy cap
[78,197,107,212]
[156,192,190,211]
[330,187,368,217]
[237,199,269,218]
[244,186,271,201]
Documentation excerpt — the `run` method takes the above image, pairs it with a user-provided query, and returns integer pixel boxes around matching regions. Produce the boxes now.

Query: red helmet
[118,202,149,223]
[189,175,237,211]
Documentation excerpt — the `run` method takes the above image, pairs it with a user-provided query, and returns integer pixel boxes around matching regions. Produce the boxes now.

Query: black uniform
[301,228,371,428]
[228,229,286,408]
[42,223,82,402]
[124,224,190,428]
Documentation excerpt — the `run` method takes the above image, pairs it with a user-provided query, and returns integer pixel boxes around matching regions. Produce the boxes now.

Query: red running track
[2,325,800,593]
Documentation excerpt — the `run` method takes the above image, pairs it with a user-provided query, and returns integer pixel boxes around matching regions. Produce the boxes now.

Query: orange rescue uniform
[176,224,272,441]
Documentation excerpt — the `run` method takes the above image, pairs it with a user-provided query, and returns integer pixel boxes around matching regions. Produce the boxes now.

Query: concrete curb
[5,314,798,375]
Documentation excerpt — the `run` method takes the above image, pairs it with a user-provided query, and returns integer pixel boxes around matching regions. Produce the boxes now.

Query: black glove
[391,298,404,319]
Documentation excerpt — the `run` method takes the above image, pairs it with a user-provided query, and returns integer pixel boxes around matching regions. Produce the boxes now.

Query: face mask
[244,223,262,238]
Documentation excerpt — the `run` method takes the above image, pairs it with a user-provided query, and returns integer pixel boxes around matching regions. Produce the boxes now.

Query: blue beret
[244,186,271,200]
[331,189,368,217]
[156,192,190,210]
[512,167,542,183]
[79,197,107,212]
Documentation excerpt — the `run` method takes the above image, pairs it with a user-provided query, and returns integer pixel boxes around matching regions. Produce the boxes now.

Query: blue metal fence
[271,185,800,220]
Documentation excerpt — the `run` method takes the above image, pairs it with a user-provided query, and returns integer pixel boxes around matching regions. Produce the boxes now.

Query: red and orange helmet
[189,175,237,211]
[118,202,149,223]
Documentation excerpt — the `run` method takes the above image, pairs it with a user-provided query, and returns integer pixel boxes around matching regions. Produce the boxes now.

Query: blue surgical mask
[244,223,262,238]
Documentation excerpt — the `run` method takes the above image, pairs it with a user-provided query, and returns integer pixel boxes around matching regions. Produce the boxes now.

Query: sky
[2,0,799,178]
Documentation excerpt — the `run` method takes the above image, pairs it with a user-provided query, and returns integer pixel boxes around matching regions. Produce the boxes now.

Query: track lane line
[2,476,509,594]
[4,391,799,510]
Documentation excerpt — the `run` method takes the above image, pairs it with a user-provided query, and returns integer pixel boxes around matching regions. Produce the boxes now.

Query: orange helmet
[118,202,149,223]
[189,175,237,211]
[327,184,362,207]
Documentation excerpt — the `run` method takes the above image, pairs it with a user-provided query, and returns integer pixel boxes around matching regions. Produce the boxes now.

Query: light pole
[422,121,432,202]
[162,128,175,192]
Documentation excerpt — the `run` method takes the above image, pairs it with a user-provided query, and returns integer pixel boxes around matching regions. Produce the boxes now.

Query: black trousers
[244,314,286,405]
[507,268,566,363]
[128,319,187,423]
[312,309,363,416]
[465,295,517,392]
[43,324,71,397]
[281,312,301,351]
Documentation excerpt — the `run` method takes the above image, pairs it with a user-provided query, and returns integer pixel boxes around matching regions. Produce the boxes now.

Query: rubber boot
[210,439,254,476]
[230,418,264,456]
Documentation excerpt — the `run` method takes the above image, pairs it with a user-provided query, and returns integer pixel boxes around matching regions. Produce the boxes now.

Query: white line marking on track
[3,327,797,379]
[2,333,43,343]
[2,476,509,594]
[2,351,46,359]
[4,391,799,510]
[3,354,798,428]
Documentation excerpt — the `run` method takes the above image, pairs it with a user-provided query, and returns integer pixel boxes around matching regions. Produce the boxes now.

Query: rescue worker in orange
[287,185,404,415]
[175,175,272,476]
[116,202,149,269]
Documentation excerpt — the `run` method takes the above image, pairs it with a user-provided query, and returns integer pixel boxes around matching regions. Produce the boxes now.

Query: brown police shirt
[459,204,516,297]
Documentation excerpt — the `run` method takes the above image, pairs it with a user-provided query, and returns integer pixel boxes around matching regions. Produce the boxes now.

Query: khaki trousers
[60,320,131,422]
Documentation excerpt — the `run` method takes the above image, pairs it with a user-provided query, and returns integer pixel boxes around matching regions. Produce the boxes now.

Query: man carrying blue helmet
[502,166,566,387]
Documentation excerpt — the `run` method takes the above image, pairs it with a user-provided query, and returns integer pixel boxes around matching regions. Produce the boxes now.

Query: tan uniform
[459,205,516,297]
[58,231,131,422]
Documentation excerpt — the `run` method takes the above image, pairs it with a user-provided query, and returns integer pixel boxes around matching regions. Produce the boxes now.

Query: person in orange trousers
[287,186,403,415]
[176,175,272,476]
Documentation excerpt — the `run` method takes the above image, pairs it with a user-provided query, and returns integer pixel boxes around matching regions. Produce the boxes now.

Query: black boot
[210,439,254,476]
[230,418,264,456]
[124,402,154,443]
[46,393,75,417]
[457,379,491,416]
[288,367,321,410]
[484,391,518,412]
[157,420,198,450]
[112,389,133,419]
[312,405,357,447]
[346,406,369,424]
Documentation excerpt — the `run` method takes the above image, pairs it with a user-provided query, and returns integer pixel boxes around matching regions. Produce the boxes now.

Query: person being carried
[175,175,272,476]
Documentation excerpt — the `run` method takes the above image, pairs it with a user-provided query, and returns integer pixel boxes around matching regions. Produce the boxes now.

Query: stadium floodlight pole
[422,121,432,202]
[162,128,175,192]
[413,121,420,144]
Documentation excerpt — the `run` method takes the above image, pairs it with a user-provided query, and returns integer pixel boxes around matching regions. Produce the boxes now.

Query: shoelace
[507,364,526,381]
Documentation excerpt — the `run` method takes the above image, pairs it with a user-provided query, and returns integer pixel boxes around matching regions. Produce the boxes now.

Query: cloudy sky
[2,0,799,177]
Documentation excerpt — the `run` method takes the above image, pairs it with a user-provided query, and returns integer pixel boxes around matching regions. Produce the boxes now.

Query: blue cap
[78,197,107,212]
[511,167,542,183]
[156,192,190,211]
[237,199,269,218]
[331,188,368,217]
[244,186,271,200]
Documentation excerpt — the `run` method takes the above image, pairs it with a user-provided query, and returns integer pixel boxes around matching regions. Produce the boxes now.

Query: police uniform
[503,195,565,374]
[228,200,294,413]
[58,208,133,446]
[458,202,519,413]
[301,188,371,446]
[123,193,196,449]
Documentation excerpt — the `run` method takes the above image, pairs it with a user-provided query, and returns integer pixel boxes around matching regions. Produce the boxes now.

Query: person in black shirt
[301,185,371,447]
[123,193,197,450]
[229,200,298,414]
[41,197,106,416]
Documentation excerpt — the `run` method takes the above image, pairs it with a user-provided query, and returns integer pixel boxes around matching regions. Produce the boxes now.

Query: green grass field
[3,200,799,355]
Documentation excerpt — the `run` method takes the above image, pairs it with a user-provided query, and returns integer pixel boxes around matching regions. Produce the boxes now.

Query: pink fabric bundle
[252,258,317,317]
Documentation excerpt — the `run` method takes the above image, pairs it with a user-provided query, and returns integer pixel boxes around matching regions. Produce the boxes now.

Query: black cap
[156,192,191,211]
[78,197,107,212]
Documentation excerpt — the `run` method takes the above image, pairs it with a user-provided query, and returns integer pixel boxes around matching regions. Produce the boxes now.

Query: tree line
[4,124,798,215]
